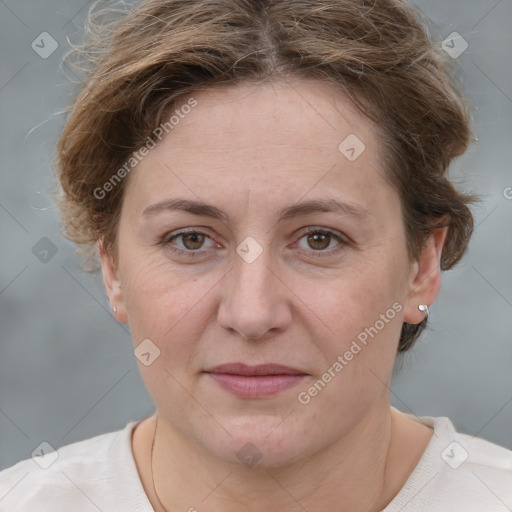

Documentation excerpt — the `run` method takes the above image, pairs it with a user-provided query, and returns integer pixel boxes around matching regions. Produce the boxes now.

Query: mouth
[203,363,308,399]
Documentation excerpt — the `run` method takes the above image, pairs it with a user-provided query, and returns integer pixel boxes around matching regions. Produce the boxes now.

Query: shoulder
[446,428,512,502]
[386,410,512,511]
[0,420,147,512]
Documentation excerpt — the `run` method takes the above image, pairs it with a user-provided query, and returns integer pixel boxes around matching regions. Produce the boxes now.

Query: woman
[1,0,510,510]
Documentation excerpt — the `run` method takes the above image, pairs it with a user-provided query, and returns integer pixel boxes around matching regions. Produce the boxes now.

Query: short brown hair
[53,0,478,352]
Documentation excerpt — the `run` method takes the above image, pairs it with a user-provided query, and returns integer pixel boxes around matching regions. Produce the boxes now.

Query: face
[100,78,440,467]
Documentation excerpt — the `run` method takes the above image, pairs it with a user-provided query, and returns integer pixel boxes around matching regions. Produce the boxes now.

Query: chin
[201,415,315,469]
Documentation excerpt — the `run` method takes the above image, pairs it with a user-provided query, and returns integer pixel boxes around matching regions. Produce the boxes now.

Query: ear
[97,239,128,324]
[403,225,448,324]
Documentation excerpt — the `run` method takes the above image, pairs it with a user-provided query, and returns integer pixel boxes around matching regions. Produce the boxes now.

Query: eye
[160,229,217,257]
[294,227,347,257]
[160,226,349,259]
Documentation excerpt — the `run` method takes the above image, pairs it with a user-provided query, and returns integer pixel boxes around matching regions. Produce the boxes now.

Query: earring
[418,304,429,318]
[112,305,117,313]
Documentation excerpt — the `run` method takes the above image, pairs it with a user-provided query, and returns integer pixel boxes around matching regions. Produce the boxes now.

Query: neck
[149,398,404,512]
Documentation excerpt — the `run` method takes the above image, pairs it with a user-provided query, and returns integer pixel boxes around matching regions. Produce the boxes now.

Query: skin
[99,77,446,512]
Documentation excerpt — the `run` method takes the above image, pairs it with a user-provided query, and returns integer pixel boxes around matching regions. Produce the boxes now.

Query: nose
[216,241,292,341]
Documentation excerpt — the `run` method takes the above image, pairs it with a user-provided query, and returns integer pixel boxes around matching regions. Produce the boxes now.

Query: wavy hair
[53,0,478,352]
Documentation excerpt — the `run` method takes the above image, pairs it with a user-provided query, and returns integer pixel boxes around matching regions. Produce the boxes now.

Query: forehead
[166,78,378,154]
[122,78,392,217]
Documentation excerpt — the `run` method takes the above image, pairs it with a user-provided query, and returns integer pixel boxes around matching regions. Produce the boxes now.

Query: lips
[203,363,308,398]
[204,363,307,376]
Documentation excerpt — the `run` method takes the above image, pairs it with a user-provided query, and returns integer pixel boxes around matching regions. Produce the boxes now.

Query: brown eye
[295,228,347,258]
[180,232,206,250]
[161,229,215,258]
[306,232,332,251]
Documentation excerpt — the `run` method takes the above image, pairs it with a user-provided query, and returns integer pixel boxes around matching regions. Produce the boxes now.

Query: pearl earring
[418,304,429,318]
[112,305,117,313]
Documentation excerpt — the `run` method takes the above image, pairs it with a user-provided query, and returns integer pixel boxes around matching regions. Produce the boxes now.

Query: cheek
[310,254,405,369]
[120,253,218,351]
[297,270,403,418]
[121,259,210,401]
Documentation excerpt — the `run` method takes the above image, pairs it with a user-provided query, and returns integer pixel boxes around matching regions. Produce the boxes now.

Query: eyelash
[160,227,349,259]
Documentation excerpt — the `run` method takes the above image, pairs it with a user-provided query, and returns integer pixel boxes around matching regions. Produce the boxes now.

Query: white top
[1,410,511,511]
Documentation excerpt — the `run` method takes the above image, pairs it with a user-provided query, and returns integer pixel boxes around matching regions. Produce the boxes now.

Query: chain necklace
[150,414,172,512]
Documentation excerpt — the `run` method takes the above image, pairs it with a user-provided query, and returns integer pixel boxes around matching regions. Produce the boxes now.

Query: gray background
[0,0,511,472]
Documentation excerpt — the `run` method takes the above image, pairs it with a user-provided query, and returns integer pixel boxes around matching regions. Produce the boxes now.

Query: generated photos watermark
[93,97,198,200]
[297,301,403,405]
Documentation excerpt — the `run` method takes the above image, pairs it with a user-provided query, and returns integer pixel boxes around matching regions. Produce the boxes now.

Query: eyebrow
[141,198,370,222]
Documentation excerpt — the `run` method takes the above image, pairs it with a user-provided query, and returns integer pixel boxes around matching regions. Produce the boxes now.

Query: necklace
[150,414,171,512]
